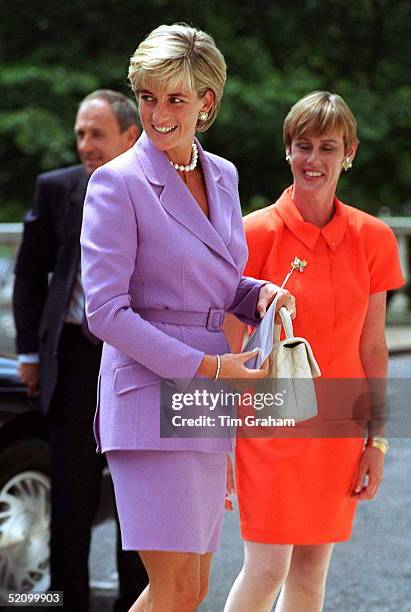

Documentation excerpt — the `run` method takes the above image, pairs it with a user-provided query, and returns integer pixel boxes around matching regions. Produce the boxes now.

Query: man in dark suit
[13,89,148,612]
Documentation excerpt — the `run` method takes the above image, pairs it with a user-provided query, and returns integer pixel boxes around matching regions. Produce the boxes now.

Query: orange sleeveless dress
[235,187,404,543]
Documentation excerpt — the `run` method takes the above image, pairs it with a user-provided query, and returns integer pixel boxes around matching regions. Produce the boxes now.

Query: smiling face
[287,131,356,198]
[137,83,213,163]
[74,99,137,175]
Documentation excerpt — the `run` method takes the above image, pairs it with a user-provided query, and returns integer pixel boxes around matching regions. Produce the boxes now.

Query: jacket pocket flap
[114,363,160,395]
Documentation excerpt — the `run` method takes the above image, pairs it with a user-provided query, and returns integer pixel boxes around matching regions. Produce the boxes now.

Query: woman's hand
[352,446,384,500]
[256,283,296,321]
[225,453,236,511]
[197,349,270,380]
[220,350,272,379]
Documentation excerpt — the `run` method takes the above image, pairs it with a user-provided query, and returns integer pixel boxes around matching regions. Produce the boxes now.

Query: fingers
[27,384,40,398]
[361,474,381,500]
[244,367,270,379]
[353,459,368,496]
[20,374,39,396]
[286,295,296,319]
[240,349,270,378]
[220,348,270,379]
[225,454,235,512]
[257,299,269,319]
[240,348,260,361]
[256,282,283,318]
[23,374,40,396]
[258,356,271,376]
[358,463,383,501]
[256,284,271,318]
[356,482,380,501]
[275,291,296,320]
[256,282,297,321]
[19,363,40,394]
[225,494,234,511]
[352,450,384,500]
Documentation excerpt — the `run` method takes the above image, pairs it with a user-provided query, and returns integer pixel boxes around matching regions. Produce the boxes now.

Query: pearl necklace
[169,143,198,172]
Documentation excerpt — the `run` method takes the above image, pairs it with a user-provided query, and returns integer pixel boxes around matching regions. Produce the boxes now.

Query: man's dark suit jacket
[13,164,88,414]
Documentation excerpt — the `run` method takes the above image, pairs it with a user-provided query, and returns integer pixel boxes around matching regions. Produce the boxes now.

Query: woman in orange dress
[225,91,404,612]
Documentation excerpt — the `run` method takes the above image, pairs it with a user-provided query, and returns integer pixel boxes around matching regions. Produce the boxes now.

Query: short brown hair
[283,91,358,152]
[128,23,227,132]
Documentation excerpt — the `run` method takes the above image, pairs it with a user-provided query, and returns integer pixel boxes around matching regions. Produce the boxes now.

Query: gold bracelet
[366,436,389,454]
[213,355,221,381]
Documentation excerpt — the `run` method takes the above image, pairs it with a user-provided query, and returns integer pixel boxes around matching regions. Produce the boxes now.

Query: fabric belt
[136,307,225,331]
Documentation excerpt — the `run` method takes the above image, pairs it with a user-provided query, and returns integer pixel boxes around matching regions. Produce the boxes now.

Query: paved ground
[386,325,411,354]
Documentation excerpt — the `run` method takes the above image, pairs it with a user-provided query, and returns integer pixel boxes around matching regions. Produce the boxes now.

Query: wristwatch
[366,436,389,454]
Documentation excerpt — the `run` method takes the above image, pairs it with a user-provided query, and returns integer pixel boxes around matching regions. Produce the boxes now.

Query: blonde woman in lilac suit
[81,24,294,612]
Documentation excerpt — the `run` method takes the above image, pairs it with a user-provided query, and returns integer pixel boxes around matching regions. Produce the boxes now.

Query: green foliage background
[0,0,410,220]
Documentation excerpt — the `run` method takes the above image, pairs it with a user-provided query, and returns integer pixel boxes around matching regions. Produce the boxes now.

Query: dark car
[0,356,115,601]
[0,356,50,596]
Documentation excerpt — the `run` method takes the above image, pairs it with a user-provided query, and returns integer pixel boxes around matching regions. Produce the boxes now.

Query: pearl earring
[285,153,291,163]
[342,157,352,171]
[198,111,209,121]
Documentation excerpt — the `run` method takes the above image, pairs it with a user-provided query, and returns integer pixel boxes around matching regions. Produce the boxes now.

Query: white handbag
[267,306,321,422]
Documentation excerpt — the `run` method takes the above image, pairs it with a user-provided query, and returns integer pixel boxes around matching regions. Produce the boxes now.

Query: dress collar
[275,186,348,251]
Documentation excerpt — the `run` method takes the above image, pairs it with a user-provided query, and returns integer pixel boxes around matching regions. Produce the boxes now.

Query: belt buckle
[206,308,224,331]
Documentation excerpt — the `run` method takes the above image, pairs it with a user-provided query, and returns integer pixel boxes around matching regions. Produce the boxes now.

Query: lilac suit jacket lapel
[136,133,234,266]
[199,141,232,249]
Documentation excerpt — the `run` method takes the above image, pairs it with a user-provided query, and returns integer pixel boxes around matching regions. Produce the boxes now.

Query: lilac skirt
[106,450,227,554]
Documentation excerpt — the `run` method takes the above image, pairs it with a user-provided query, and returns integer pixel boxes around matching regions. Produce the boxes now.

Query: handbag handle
[274,306,294,342]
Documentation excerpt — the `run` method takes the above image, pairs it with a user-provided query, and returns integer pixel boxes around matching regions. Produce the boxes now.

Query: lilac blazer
[80,132,264,452]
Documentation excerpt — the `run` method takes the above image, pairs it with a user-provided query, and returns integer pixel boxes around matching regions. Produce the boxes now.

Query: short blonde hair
[128,23,227,132]
[283,91,359,152]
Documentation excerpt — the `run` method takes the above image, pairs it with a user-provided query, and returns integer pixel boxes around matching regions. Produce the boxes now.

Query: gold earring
[342,157,352,171]
[198,111,209,121]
